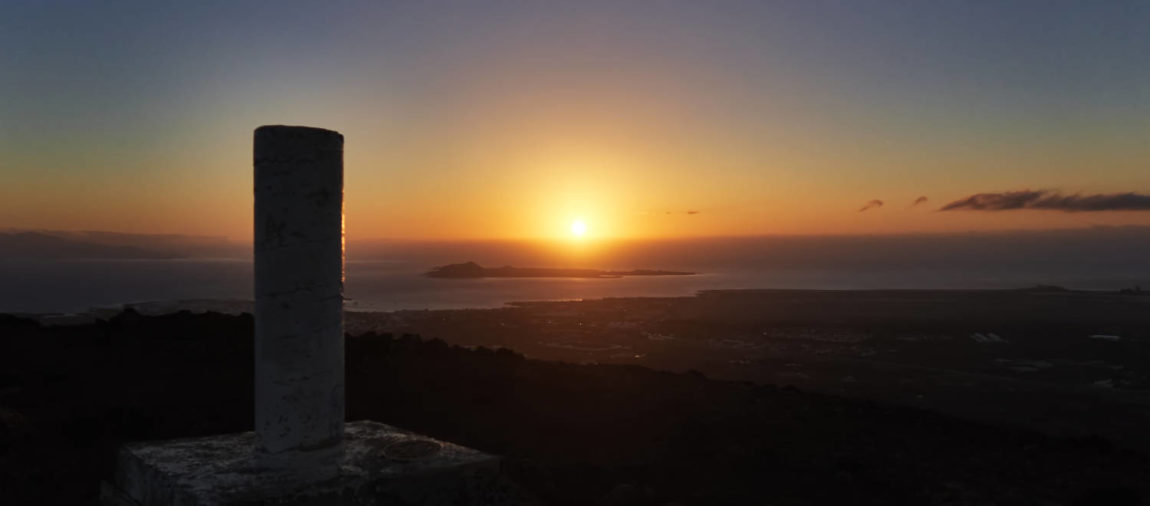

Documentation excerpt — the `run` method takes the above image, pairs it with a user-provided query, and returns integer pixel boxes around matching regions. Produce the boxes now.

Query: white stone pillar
[253,125,345,478]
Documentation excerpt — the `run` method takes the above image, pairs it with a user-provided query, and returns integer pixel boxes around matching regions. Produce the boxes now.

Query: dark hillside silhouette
[1,311,1146,505]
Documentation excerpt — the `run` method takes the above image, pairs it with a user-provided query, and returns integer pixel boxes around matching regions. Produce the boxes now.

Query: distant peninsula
[425,261,695,279]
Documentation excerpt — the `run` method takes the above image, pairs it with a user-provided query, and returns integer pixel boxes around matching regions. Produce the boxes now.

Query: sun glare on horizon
[570,219,588,238]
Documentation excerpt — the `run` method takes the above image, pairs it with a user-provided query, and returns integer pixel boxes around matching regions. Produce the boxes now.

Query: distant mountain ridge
[0,230,246,259]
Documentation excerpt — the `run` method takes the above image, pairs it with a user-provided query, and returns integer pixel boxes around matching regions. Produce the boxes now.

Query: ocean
[3,243,1149,315]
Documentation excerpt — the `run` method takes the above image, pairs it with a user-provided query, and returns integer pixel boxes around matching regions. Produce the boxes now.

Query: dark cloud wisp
[912,196,928,207]
[941,190,1150,212]
[858,199,884,212]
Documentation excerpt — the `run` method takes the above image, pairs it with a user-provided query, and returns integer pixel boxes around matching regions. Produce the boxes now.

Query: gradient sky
[2,1,1149,241]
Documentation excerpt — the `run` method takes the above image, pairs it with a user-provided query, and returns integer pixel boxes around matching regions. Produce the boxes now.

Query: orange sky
[3,2,1149,242]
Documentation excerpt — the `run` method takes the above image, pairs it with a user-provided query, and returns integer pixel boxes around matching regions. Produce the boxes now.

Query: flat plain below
[346,288,1150,451]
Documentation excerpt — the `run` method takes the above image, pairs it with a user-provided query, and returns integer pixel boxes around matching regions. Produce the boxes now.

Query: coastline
[15,285,1149,325]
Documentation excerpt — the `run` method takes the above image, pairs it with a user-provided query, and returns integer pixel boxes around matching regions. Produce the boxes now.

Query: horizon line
[7,225,1150,244]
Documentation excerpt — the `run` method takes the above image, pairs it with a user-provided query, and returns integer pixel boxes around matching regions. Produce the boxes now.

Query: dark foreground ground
[2,310,1149,505]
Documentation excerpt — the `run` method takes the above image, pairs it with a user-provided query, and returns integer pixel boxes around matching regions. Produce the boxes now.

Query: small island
[425,261,695,279]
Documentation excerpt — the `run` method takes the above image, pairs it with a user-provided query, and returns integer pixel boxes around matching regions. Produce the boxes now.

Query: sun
[570,219,588,238]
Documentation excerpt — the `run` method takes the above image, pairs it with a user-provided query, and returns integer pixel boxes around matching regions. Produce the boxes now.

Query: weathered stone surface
[253,125,345,477]
[108,421,512,506]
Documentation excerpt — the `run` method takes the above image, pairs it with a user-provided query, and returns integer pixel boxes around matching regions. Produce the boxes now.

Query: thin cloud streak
[941,190,1150,212]
[858,199,884,212]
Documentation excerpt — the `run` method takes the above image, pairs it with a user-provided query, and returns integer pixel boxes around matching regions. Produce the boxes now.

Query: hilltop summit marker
[103,126,512,505]
[253,125,346,479]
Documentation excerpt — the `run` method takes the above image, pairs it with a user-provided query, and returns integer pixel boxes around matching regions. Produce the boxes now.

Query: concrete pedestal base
[103,421,515,506]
